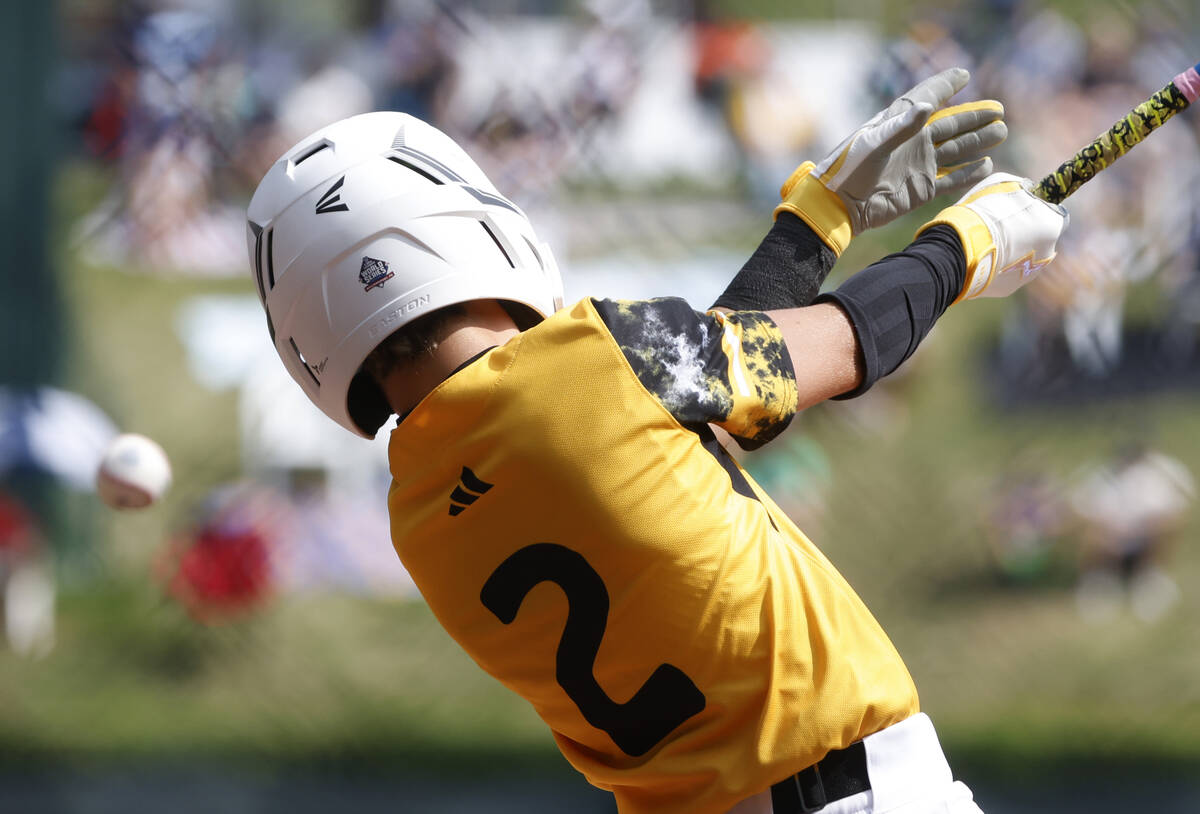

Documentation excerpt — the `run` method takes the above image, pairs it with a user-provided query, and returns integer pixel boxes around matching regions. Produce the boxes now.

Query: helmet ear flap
[347,370,393,436]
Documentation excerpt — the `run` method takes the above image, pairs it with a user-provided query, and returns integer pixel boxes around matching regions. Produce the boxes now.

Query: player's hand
[918,172,1069,301]
[775,67,1006,256]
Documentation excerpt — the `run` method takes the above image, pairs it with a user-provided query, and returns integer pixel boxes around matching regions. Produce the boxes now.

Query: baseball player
[246,68,1066,814]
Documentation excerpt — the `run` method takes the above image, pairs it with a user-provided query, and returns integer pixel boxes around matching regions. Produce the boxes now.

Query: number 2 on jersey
[480,543,706,757]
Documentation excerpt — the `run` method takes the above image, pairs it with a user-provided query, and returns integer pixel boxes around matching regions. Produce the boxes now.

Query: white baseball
[96,433,172,510]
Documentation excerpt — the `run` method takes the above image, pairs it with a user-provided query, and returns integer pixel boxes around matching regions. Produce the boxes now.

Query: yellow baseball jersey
[387,297,918,814]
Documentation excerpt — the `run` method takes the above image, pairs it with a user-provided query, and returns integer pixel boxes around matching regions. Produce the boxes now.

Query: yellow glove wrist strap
[774,161,853,257]
[917,206,997,303]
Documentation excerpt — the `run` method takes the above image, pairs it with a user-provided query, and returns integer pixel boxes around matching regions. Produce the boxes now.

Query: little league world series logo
[359,256,395,291]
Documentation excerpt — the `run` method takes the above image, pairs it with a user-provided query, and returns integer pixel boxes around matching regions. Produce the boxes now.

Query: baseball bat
[1032,61,1200,204]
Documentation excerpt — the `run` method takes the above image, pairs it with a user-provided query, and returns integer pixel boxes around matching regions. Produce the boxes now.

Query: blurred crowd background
[3,0,1200,811]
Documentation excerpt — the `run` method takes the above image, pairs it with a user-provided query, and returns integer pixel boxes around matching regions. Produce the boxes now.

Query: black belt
[769,740,870,813]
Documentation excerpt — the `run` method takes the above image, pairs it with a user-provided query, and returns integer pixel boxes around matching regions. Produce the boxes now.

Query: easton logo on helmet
[359,256,395,291]
[315,175,349,214]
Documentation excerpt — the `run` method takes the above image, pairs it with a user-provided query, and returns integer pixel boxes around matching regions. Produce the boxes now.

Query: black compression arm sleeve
[816,224,966,399]
[711,212,837,311]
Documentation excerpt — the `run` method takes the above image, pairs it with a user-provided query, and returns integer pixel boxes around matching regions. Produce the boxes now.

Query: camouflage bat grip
[1033,63,1200,204]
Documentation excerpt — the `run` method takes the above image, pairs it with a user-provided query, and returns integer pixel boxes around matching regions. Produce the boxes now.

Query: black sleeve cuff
[712,212,838,311]
[814,225,966,399]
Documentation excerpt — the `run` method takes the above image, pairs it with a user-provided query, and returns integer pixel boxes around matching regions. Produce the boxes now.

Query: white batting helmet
[246,112,563,438]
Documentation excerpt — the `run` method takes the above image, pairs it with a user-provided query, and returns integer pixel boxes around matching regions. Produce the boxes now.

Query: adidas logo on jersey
[449,466,494,516]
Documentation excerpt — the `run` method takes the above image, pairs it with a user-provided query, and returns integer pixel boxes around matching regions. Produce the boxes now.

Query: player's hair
[360,304,467,384]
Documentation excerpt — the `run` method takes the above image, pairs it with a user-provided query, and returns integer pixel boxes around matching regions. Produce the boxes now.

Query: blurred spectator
[271,467,416,597]
[0,386,117,495]
[690,1,770,189]
[1055,230,1135,378]
[0,386,121,655]
[158,483,276,624]
[691,2,782,194]
[74,7,252,275]
[985,6,1200,390]
[378,5,456,125]
[81,63,138,160]
[995,262,1074,390]
[1158,196,1200,367]
[274,50,373,147]
[451,0,647,202]
[567,0,645,135]
[0,491,55,659]
[691,3,767,119]
[1070,440,1195,623]
[868,18,975,106]
[974,5,1087,107]
[157,465,416,624]
[983,464,1070,586]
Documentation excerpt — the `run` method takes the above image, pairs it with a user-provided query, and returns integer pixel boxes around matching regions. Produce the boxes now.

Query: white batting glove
[776,67,1006,256]
[918,172,1069,301]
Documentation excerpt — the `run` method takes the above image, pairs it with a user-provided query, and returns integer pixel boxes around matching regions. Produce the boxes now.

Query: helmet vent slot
[391,145,466,183]
[265,228,276,289]
[387,155,443,185]
[254,226,279,298]
[480,221,514,268]
[293,142,329,166]
[249,222,277,339]
[289,337,321,387]
[523,236,544,271]
[250,222,267,300]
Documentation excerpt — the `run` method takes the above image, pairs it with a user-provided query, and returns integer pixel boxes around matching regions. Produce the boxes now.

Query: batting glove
[776,67,1006,256]
[918,172,1069,302]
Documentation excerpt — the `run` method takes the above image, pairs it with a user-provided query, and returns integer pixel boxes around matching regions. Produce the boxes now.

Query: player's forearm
[711,212,837,311]
[815,225,966,398]
[766,302,864,410]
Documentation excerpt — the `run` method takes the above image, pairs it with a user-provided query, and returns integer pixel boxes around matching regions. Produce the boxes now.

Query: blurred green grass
[9,160,1200,784]
[1,589,560,775]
